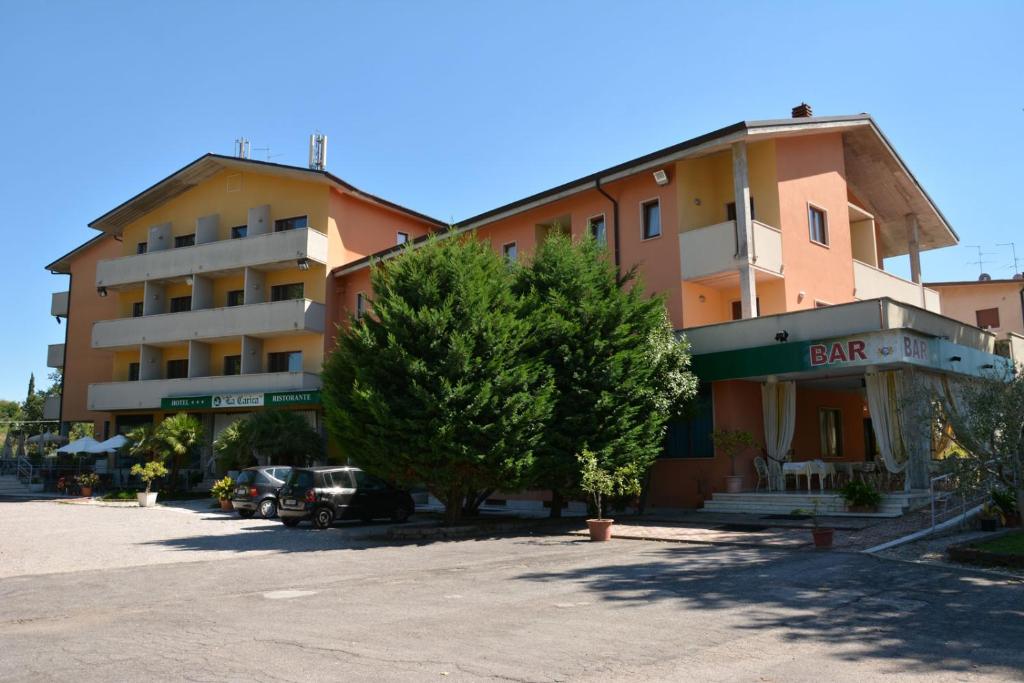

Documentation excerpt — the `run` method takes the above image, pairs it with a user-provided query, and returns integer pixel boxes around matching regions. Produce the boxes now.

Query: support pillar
[905,213,926,308]
[732,141,758,318]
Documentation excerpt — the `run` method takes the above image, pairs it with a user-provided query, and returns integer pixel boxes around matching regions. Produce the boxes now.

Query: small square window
[174,234,196,248]
[808,205,828,245]
[270,283,304,302]
[274,216,308,232]
[588,215,607,247]
[136,242,148,254]
[231,225,247,239]
[397,231,409,245]
[132,302,144,318]
[227,290,245,307]
[642,200,661,239]
[355,292,367,319]
[267,351,302,373]
[731,298,760,320]
[223,355,242,376]
[128,362,140,381]
[503,242,518,263]
[976,307,1001,329]
[169,296,192,313]
[819,408,843,458]
[166,359,189,379]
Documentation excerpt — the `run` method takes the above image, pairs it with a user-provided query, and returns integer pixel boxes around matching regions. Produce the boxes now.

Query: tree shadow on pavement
[517,543,1024,676]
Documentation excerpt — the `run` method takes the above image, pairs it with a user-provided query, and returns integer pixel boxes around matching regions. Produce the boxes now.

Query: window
[730,298,760,320]
[267,351,302,373]
[227,290,245,307]
[231,225,247,239]
[169,296,192,313]
[274,215,308,232]
[270,283,304,302]
[355,292,367,319]
[588,214,607,247]
[503,242,518,263]
[726,198,756,222]
[352,469,388,491]
[661,384,713,458]
[819,408,843,458]
[136,242,148,254]
[127,362,140,381]
[325,470,354,488]
[976,307,1001,329]
[223,355,241,376]
[131,302,144,318]
[174,234,196,248]
[166,359,189,379]
[641,199,661,239]
[397,231,409,245]
[808,205,828,245]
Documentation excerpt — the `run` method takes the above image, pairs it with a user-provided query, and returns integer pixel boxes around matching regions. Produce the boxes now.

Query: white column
[243,267,266,305]
[188,341,210,378]
[142,281,166,316]
[732,142,758,318]
[905,213,926,307]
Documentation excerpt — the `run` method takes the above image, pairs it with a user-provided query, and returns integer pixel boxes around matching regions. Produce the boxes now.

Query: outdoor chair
[753,456,771,492]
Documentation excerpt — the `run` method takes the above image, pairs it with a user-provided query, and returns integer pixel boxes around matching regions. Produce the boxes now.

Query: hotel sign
[161,391,321,411]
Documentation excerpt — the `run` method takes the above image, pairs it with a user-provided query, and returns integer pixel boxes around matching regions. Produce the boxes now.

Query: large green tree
[323,235,553,523]
[513,233,698,516]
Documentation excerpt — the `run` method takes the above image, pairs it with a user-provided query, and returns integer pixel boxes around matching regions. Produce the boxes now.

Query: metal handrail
[16,456,32,484]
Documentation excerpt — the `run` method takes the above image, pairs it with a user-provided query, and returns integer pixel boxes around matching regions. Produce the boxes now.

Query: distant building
[925,277,1024,359]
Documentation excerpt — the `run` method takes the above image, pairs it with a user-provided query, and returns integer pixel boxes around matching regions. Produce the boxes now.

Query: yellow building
[926,276,1024,361]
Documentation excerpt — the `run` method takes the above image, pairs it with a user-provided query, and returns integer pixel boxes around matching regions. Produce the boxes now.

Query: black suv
[277,466,415,529]
[231,466,292,519]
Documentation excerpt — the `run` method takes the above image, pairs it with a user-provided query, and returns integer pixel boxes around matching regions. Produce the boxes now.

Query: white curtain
[865,371,907,475]
[761,380,796,463]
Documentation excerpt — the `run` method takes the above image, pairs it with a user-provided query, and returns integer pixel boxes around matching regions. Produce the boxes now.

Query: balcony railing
[96,227,328,288]
[88,372,322,412]
[47,343,65,368]
[853,259,941,313]
[679,220,783,282]
[51,291,69,318]
[92,299,326,350]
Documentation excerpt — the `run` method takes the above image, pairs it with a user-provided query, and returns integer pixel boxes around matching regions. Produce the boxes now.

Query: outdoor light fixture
[297,258,310,271]
[653,169,669,186]
[774,330,789,343]
[949,355,962,362]
[97,286,108,297]
[981,363,995,370]
[185,276,194,286]
[55,316,62,325]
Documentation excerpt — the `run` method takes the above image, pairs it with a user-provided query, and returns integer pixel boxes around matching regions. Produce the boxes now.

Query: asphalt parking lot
[1,499,1023,682]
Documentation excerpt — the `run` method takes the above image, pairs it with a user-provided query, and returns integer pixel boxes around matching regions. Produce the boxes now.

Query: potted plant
[577,450,640,542]
[838,480,882,513]
[978,502,1003,532]
[131,461,168,507]
[795,500,834,548]
[711,429,756,493]
[211,476,235,511]
[75,473,100,498]
[991,489,1020,528]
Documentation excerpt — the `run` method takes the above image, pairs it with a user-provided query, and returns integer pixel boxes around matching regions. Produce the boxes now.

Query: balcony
[92,299,326,350]
[47,343,65,368]
[852,260,941,313]
[95,227,328,288]
[51,291,69,318]
[43,394,61,420]
[88,372,322,412]
[679,220,783,284]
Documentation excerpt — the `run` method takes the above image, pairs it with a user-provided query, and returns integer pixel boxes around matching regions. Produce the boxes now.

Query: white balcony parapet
[51,291,69,318]
[853,259,941,313]
[43,394,61,420]
[47,343,65,368]
[96,227,328,288]
[679,220,783,282]
[88,372,322,412]
[92,299,325,350]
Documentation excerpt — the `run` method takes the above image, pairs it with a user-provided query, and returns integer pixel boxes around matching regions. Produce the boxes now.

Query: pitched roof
[45,234,110,274]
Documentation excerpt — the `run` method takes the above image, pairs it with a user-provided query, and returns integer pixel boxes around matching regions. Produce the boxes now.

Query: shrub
[839,480,882,509]
[210,476,235,501]
[75,473,100,488]
[991,488,1018,516]
[578,449,641,521]
[131,461,168,494]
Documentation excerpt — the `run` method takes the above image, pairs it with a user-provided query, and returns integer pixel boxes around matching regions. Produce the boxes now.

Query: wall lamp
[185,276,194,286]
[948,355,962,363]
[297,258,310,271]
[774,330,789,343]
[981,363,995,370]
[653,169,669,186]
[55,316,62,325]
[97,286,108,298]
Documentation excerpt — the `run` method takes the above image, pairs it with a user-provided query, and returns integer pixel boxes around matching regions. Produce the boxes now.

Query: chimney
[791,103,813,118]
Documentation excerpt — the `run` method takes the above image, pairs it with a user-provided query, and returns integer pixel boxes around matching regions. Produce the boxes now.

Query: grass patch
[101,490,139,501]
[973,530,1024,556]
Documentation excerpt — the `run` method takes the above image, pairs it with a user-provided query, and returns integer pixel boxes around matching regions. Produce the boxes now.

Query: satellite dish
[979,273,992,281]
[1013,273,1024,281]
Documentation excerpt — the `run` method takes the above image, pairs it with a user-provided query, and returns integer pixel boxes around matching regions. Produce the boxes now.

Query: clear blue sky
[1,0,1022,402]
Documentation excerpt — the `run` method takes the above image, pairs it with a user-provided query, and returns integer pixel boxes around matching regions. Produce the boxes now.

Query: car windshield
[236,470,256,484]
[286,469,315,490]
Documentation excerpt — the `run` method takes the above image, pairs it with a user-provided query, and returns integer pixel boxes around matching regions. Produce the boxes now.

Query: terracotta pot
[586,519,614,542]
[220,499,233,511]
[812,528,834,549]
[725,475,744,493]
[80,487,93,497]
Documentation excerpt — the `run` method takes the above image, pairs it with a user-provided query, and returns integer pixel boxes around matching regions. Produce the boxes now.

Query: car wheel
[281,517,301,527]
[258,499,278,519]
[237,509,256,519]
[391,506,411,523]
[312,507,334,530]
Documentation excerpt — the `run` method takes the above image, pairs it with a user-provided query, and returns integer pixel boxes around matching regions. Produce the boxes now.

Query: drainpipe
[595,177,620,273]
[53,271,72,437]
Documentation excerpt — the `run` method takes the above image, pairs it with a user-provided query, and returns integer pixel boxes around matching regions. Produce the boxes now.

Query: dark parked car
[231,466,293,519]
[277,466,415,529]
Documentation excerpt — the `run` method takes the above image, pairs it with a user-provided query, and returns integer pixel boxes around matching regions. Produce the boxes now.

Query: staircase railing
[16,456,32,485]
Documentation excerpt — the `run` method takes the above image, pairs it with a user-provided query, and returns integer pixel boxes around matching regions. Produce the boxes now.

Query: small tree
[214,411,324,471]
[577,449,642,520]
[125,414,204,491]
[131,461,168,494]
[711,429,757,477]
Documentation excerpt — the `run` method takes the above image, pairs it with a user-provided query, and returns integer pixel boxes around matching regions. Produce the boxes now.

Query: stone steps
[701,491,928,518]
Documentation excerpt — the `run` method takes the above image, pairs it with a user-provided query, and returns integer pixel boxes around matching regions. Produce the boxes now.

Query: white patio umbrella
[86,435,129,453]
[56,437,101,454]
[27,431,67,446]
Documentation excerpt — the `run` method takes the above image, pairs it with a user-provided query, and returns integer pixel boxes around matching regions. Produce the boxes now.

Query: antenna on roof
[234,138,250,159]
[965,245,995,277]
[309,132,327,171]
[997,242,1021,276]
[252,146,282,162]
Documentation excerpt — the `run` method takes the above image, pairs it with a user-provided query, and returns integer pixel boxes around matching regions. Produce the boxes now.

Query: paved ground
[1,500,1023,682]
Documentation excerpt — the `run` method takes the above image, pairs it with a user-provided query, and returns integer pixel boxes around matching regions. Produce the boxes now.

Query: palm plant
[156,413,204,491]
[127,424,162,462]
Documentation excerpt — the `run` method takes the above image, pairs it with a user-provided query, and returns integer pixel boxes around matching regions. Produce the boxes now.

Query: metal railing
[16,456,32,485]
[929,459,998,529]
